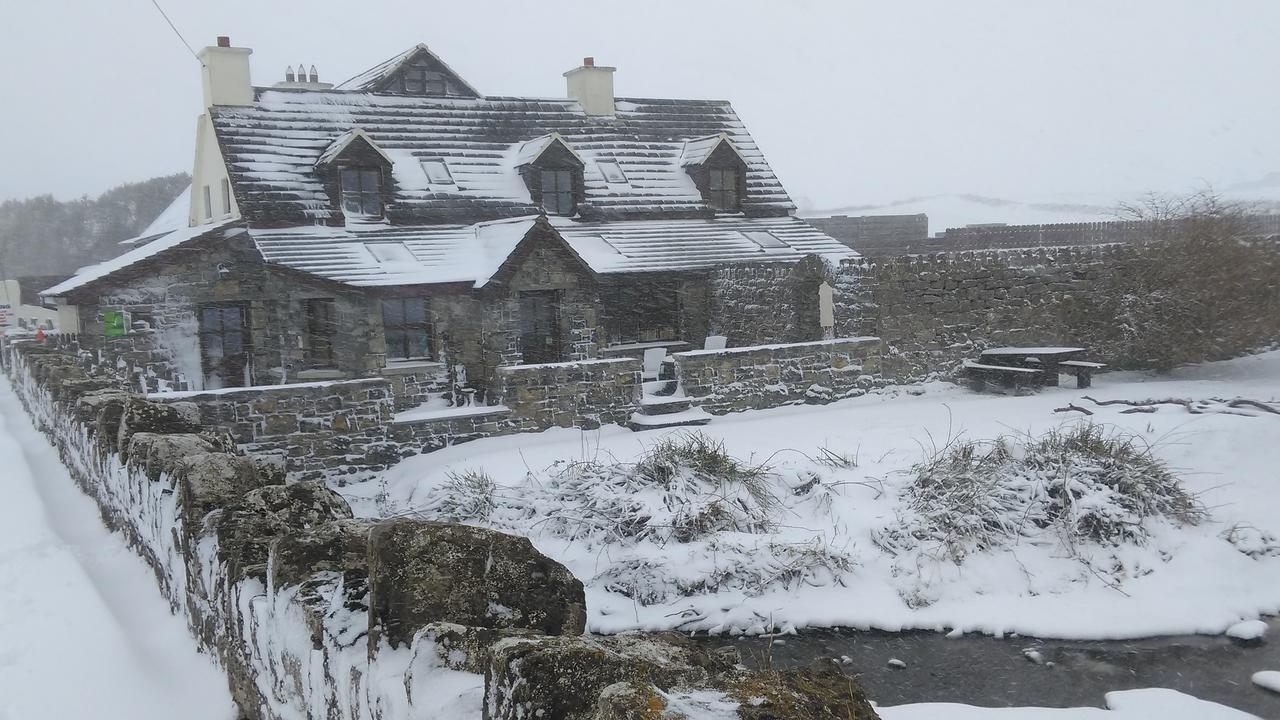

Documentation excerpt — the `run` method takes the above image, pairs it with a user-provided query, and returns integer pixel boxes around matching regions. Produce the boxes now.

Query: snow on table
[0,379,234,719]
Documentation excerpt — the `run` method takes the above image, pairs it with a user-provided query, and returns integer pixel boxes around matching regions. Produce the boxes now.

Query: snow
[0,378,234,719]
[353,350,1280,641]
[1225,620,1268,641]
[393,402,510,424]
[880,688,1261,719]
[1251,671,1280,693]
[132,184,193,242]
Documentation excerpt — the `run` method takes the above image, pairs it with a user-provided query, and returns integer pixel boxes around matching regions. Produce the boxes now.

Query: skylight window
[744,231,788,250]
[368,243,418,264]
[421,159,455,184]
[596,160,628,184]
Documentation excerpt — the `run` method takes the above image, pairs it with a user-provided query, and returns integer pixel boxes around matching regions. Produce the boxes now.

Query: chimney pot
[285,66,295,82]
[583,57,594,67]
[217,36,231,48]
[309,65,318,83]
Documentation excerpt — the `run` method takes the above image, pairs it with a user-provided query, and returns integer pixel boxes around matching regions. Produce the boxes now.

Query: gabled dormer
[316,129,394,221]
[515,133,586,217]
[681,133,749,213]
[335,44,481,98]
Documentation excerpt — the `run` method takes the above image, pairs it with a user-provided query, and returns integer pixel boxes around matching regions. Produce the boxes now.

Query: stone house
[43,38,853,402]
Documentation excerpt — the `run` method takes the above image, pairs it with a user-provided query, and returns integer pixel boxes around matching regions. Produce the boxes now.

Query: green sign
[103,310,127,337]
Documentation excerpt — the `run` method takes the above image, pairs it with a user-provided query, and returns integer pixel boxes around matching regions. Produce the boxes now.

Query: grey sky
[1,0,1276,211]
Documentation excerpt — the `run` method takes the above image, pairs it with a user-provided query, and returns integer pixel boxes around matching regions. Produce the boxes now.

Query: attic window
[541,169,575,215]
[404,66,449,95]
[744,231,788,250]
[340,167,383,218]
[368,243,417,264]
[597,160,627,184]
[708,168,739,212]
[421,159,454,184]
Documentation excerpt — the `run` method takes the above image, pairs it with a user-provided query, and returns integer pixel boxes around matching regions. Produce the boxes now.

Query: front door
[519,290,563,364]
[199,303,250,389]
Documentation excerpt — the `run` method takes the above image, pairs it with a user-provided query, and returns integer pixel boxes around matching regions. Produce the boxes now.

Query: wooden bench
[963,361,1042,393]
[1057,360,1107,389]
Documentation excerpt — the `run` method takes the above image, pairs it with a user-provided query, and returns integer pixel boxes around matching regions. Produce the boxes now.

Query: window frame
[220,178,231,215]
[340,166,384,218]
[707,167,739,212]
[381,297,433,361]
[303,298,337,367]
[202,184,212,219]
[540,168,575,216]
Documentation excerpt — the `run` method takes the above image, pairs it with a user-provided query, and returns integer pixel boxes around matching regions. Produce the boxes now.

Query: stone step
[628,407,714,431]
[637,394,696,415]
[641,379,678,397]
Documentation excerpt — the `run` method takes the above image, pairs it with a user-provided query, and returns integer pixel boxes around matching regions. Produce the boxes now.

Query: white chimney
[197,36,253,107]
[564,57,616,117]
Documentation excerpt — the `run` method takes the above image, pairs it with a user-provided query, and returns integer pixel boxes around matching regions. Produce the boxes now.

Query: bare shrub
[875,423,1206,561]
[428,468,496,522]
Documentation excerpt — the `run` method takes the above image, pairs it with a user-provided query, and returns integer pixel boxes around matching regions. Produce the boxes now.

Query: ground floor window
[304,298,336,366]
[519,290,564,364]
[198,303,249,389]
[382,297,432,360]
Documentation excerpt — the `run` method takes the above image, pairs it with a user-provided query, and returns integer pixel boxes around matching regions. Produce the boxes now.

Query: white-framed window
[202,185,212,219]
[421,159,454,184]
[220,178,231,214]
[597,160,627,184]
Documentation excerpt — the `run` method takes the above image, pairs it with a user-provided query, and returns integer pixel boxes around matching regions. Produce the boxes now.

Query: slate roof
[248,215,854,288]
[210,90,796,225]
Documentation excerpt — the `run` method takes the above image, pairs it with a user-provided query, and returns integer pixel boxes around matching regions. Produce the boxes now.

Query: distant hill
[0,173,190,279]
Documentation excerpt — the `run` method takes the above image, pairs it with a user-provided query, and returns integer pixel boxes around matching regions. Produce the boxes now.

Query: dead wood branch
[1054,404,1093,415]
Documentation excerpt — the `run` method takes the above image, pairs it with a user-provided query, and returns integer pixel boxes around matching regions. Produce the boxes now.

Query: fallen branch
[1120,407,1158,414]
[1054,404,1093,415]
[1082,395,1191,408]
[1227,399,1280,415]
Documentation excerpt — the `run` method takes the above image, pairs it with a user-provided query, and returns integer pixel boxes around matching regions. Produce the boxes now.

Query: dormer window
[515,133,585,217]
[708,168,738,212]
[403,66,448,95]
[341,167,383,217]
[541,169,575,215]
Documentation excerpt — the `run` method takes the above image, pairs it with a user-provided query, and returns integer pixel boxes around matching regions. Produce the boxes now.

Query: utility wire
[147,0,199,60]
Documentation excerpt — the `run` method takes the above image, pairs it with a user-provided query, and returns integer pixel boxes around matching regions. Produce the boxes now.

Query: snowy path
[0,379,234,720]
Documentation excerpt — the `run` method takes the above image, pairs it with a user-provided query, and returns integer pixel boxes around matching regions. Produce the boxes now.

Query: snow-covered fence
[673,337,882,414]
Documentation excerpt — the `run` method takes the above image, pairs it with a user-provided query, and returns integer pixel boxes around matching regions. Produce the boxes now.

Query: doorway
[519,290,563,364]
[199,303,251,389]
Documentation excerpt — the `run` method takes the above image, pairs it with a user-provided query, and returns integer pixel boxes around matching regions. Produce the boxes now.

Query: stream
[696,618,1280,717]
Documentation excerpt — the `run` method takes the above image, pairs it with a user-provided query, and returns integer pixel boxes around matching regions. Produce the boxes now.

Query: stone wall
[4,341,878,720]
[807,213,929,253]
[708,256,830,347]
[148,378,398,482]
[673,337,881,415]
[496,357,641,430]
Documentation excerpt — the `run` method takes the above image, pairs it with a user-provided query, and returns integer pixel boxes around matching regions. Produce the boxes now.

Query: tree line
[0,173,190,280]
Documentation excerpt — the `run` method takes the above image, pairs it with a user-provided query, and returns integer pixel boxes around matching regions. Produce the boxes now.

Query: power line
[147,0,199,61]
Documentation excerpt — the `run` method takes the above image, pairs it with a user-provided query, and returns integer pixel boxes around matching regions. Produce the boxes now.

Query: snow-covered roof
[123,185,192,246]
[210,90,795,225]
[248,215,854,287]
[43,220,242,298]
[679,133,745,168]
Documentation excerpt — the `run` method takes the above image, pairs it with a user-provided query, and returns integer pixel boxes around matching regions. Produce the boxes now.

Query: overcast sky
[1,0,1276,211]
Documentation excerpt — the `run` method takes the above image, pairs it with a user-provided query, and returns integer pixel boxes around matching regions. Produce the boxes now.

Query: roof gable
[315,128,393,168]
[514,133,585,168]
[680,133,747,168]
[334,44,480,97]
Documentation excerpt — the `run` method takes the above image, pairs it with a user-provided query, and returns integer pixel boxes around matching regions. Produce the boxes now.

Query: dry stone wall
[4,341,881,720]
[496,357,641,430]
[674,337,881,414]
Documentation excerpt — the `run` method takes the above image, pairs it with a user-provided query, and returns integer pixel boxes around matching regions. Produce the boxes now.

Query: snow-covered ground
[0,380,235,720]
[352,351,1280,642]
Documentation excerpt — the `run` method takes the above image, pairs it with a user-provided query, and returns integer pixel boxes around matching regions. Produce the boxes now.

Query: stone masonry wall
[673,337,881,415]
[496,357,641,430]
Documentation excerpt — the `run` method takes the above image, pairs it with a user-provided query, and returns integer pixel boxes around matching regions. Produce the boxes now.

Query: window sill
[295,368,350,381]
[381,359,445,376]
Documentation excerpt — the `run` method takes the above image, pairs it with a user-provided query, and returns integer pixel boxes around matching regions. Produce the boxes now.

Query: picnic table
[966,346,1107,391]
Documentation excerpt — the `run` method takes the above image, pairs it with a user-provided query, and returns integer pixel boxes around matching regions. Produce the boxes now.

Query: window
[202,185,212,219]
[340,167,383,217]
[597,160,627,184]
[304,298,337,366]
[382,298,432,360]
[743,230,788,249]
[707,168,738,211]
[368,243,417,264]
[540,169,574,215]
[421,159,454,184]
[403,66,449,95]
[198,303,249,389]
[220,178,231,214]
